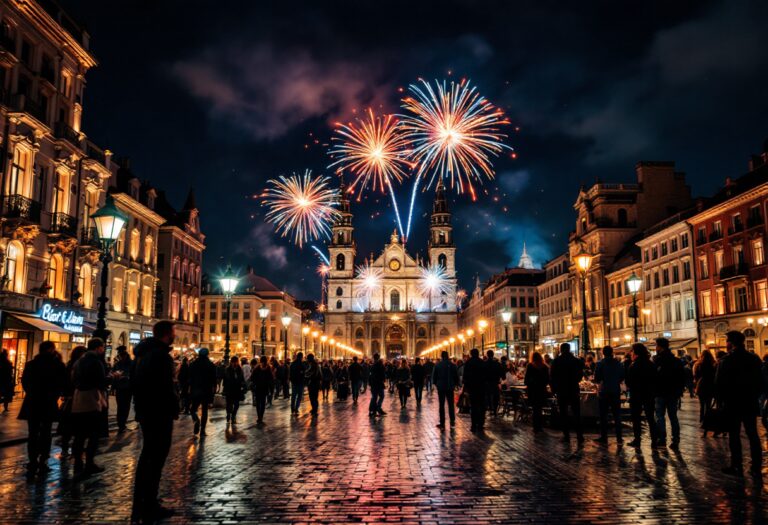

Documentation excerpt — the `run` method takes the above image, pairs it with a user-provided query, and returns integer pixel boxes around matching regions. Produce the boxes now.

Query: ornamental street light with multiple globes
[90,195,128,343]
[218,266,239,362]
[258,303,270,356]
[575,247,594,357]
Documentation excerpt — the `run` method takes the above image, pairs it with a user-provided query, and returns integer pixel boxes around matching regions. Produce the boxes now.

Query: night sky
[66,0,768,300]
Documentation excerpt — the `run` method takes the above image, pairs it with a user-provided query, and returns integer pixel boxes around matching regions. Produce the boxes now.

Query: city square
[1,0,768,524]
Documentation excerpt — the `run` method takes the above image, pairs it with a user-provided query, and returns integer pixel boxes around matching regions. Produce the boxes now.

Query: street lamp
[320,334,328,359]
[329,338,336,359]
[575,246,593,357]
[457,333,465,354]
[90,195,128,343]
[626,272,643,343]
[281,312,292,361]
[466,328,475,349]
[258,303,270,356]
[218,265,239,362]
[478,319,488,352]
[302,325,310,353]
[529,313,539,354]
[311,330,319,354]
[500,308,512,359]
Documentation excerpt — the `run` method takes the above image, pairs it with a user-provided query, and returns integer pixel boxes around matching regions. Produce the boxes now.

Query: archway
[385,324,405,359]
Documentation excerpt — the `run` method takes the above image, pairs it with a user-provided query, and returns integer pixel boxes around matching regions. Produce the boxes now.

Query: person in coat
[304,354,322,416]
[524,352,549,433]
[693,350,716,430]
[188,348,216,436]
[653,337,685,450]
[368,354,386,417]
[321,361,333,400]
[131,321,179,524]
[0,349,14,412]
[715,331,764,476]
[432,351,459,428]
[462,348,489,432]
[594,346,625,444]
[549,343,584,443]
[251,355,274,423]
[289,353,305,414]
[411,357,426,407]
[395,359,412,409]
[18,341,66,477]
[485,350,504,416]
[71,337,108,474]
[112,346,133,432]
[222,356,246,425]
[348,356,363,403]
[626,343,657,447]
[59,345,86,456]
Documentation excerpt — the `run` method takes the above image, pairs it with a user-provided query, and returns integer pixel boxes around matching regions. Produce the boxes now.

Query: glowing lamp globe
[258,304,270,319]
[500,308,512,324]
[219,266,239,295]
[575,248,593,274]
[91,195,128,248]
[302,326,311,335]
[281,313,292,328]
[626,272,642,295]
[529,313,539,325]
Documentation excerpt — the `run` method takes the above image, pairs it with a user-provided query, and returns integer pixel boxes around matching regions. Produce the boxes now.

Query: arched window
[130,228,140,259]
[4,241,24,293]
[390,290,401,311]
[580,217,587,234]
[78,263,93,308]
[336,286,343,296]
[337,232,344,244]
[116,228,126,256]
[417,327,426,338]
[172,257,180,279]
[171,292,179,319]
[336,300,342,310]
[144,235,154,265]
[334,328,343,337]
[47,253,64,299]
[336,253,345,271]
[182,260,189,282]
[438,253,447,269]
[439,327,450,336]
[617,208,628,227]
[355,327,364,339]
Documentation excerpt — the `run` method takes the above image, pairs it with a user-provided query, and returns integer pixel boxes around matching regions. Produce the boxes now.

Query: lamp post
[478,319,488,352]
[90,195,128,344]
[320,335,328,359]
[258,303,269,356]
[575,247,594,357]
[627,272,643,343]
[311,330,319,355]
[281,312,292,361]
[302,325,310,353]
[529,313,539,355]
[467,328,475,350]
[218,266,239,362]
[500,308,512,359]
[457,333,465,354]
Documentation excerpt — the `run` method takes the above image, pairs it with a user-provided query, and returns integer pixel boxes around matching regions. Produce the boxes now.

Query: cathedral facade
[323,184,459,358]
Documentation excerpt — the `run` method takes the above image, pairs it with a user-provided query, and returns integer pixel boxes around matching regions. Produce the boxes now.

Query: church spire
[518,242,535,269]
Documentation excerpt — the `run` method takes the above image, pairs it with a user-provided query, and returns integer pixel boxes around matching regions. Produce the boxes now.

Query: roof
[484,267,546,291]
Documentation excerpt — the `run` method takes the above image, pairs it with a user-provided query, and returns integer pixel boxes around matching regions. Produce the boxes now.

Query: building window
[685,297,695,320]
[733,287,748,313]
[112,277,124,311]
[670,238,678,252]
[617,208,628,227]
[336,286,343,296]
[78,263,93,308]
[662,269,670,287]
[127,278,139,314]
[700,290,712,317]
[46,254,64,299]
[681,233,689,249]
[653,272,660,289]
[713,221,722,236]
[171,293,179,319]
[645,274,651,291]
[52,170,70,214]
[652,246,658,260]
[438,253,447,269]
[664,301,672,323]
[715,287,725,315]
[698,256,709,279]
[672,265,680,284]
[756,281,768,310]
[336,253,345,271]
[144,236,154,265]
[7,147,32,197]
[390,290,401,311]
[336,300,342,310]
[142,284,152,316]
[682,260,691,281]
[674,300,682,322]
[661,242,668,256]
[752,239,764,266]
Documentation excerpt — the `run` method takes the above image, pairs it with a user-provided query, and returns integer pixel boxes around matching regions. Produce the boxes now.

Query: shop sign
[40,303,84,333]
[129,332,142,344]
[663,332,672,338]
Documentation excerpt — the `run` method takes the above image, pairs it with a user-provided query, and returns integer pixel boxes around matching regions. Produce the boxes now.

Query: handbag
[702,405,727,433]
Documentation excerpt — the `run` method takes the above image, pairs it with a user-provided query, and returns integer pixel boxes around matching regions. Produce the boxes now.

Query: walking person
[626,343,657,447]
[349,356,363,403]
[0,348,14,412]
[112,346,133,433]
[223,356,246,426]
[594,346,624,445]
[550,343,584,443]
[18,341,66,478]
[485,350,504,416]
[369,353,386,417]
[462,348,488,433]
[251,355,273,423]
[395,359,412,409]
[189,348,216,437]
[424,358,435,395]
[131,321,179,524]
[275,358,288,400]
[305,354,322,416]
[177,356,190,415]
[71,338,109,474]
[58,346,86,456]
[653,337,685,450]
[716,331,764,477]
[524,352,549,433]
[361,359,369,394]
[289,352,305,414]
[433,351,459,428]
[693,350,716,432]
[321,360,333,401]
[411,357,425,407]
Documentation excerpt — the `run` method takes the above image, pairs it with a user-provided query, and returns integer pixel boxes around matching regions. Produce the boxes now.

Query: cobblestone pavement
[0,391,767,524]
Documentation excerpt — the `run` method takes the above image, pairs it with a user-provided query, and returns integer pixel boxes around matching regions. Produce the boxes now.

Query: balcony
[708,230,723,242]
[719,262,749,281]
[84,141,107,165]
[728,223,743,235]
[49,212,77,237]
[79,227,100,247]
[748,214,764,229]
[2,195,41,222]
[11,93,47,123]
[696,234,707,245]
[54,121,80,146]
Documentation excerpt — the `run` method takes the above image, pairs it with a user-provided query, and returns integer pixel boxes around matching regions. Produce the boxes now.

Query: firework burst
[418,262,452,309]
[261,170,341,248]
[355,262,383,309]
[401,78,510,237]
[328,109,412,238]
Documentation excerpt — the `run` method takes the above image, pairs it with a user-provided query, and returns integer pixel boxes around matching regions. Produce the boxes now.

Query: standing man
[462,348,488,432]
[112,346,133,433]
[411,357,426,407]
[18,341,66,478]
[71,338,109,474]
[653,337,685,450]
[131,321,179,524]
[626,343,657,447]
[368,353,386,417]
[424,357,435,395]
[716,331,764,477]
[550,343,584,443]
[485,350,504,416]
[289,352,305,415]
[305,354,322,416]
[348,356,363,403]
[188,348,216,437]
[432,351,459,428]
[594,346,624,445]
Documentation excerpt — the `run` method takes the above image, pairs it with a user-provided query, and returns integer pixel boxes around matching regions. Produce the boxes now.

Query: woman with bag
[223,356,246,426]
[396,359,412,409]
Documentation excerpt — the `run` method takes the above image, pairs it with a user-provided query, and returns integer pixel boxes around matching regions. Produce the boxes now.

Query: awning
[5,313,72,334]
[670,338,698,349]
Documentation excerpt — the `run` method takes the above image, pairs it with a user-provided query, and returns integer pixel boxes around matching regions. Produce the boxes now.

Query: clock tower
[428,180,456,278]
[327,182,356,311]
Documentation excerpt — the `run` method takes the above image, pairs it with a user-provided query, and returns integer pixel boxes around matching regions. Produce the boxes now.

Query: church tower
[428,180,456,277]
[327,182,356,311]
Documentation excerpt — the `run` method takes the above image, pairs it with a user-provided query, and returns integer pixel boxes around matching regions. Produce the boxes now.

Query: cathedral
[323,183,459,358]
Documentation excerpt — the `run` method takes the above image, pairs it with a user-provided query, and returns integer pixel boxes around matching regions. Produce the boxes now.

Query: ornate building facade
[323,183,458,358]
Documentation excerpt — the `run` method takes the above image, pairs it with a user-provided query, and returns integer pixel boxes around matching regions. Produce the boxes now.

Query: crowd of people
[8,322,768,522]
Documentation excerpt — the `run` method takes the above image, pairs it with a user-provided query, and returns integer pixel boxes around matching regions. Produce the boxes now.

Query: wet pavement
[0,391,766,524]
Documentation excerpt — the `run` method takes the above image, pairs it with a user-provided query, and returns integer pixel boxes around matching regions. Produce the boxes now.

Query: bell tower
[428,180,457,311]
[327,181,356,312]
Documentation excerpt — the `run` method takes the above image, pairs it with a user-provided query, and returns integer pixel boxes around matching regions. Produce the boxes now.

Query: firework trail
[328,108,411,239]
[310,245,331,265]
[262,170,341,248]
[400,78,510,238]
